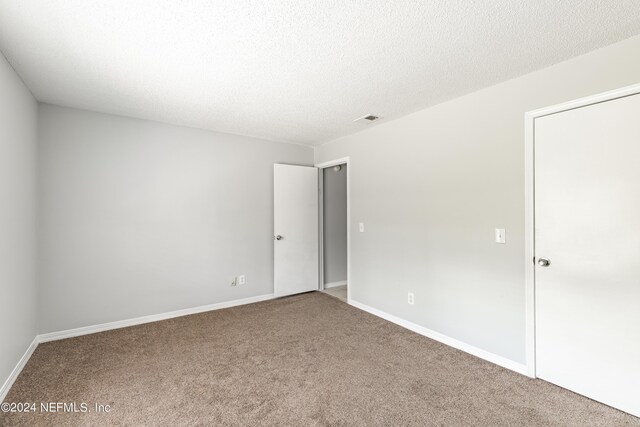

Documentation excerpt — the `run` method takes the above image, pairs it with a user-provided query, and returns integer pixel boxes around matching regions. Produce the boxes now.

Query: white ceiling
[1,1,640,146]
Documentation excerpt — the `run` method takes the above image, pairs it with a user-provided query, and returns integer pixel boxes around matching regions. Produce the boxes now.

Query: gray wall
[38,105,313,333]
[315,34,640,365]
[0,53,38,390]
[323,165,347,285]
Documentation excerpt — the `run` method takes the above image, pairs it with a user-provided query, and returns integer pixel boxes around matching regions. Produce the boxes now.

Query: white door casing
[534,92,640,417]
[273,164,319,297]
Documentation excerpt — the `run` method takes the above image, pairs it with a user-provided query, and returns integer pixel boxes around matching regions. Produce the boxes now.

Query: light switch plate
[359,223,364,233]
[495,228,506,244]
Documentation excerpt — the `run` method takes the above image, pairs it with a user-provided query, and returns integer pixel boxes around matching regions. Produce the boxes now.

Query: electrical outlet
[238,275,245,285]
[408,292,414,305]
[231,277,237,287]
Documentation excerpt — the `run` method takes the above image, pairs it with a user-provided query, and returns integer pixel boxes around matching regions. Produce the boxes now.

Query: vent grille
[354,114,381,123]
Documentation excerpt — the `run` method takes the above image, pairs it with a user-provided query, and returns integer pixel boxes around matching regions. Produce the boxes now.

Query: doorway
[525,84,640,417]
[316,157,350,303]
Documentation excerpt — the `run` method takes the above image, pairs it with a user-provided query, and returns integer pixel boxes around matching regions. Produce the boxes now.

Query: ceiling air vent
[354,114,381,123]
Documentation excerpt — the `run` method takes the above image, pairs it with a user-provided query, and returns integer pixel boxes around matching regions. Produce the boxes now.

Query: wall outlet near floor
[238,275,245,285]
[408,292,414,305]
[231,277,237,286]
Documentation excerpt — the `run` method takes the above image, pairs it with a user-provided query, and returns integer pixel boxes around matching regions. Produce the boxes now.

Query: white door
[274,164,319,297]
[535,93,640,417]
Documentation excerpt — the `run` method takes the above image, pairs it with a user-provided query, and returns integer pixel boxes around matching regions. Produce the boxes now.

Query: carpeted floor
[1,292,638,426]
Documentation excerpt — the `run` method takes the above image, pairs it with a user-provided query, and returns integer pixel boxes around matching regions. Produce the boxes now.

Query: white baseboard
[324,281,347,289]
[1,337,39,403]
[347,298,528,376]
[39,293,275,343]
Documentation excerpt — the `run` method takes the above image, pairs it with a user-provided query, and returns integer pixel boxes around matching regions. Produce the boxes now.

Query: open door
[274,164,319,297]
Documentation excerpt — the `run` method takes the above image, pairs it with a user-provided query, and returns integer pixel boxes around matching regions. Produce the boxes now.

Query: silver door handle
[537,258,550,267]
[274,235,283,240]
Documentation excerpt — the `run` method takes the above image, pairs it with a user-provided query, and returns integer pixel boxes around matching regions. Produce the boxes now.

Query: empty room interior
[1,2,640,425]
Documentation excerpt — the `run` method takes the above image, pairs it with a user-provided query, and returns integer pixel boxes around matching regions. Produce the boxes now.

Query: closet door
[534,93,640,417]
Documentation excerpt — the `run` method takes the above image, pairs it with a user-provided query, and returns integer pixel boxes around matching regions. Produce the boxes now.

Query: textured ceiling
[1,1,640,146]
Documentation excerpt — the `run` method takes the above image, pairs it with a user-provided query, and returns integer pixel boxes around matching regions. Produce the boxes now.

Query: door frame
[315,157,351,302]
[524,82,640,379]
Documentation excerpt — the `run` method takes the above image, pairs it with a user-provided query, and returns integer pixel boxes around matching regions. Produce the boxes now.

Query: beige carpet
[2,292,638,426]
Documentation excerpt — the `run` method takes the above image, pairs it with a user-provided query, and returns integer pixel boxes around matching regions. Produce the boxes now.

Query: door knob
[537,257,550,267]
[274,235,283,240]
